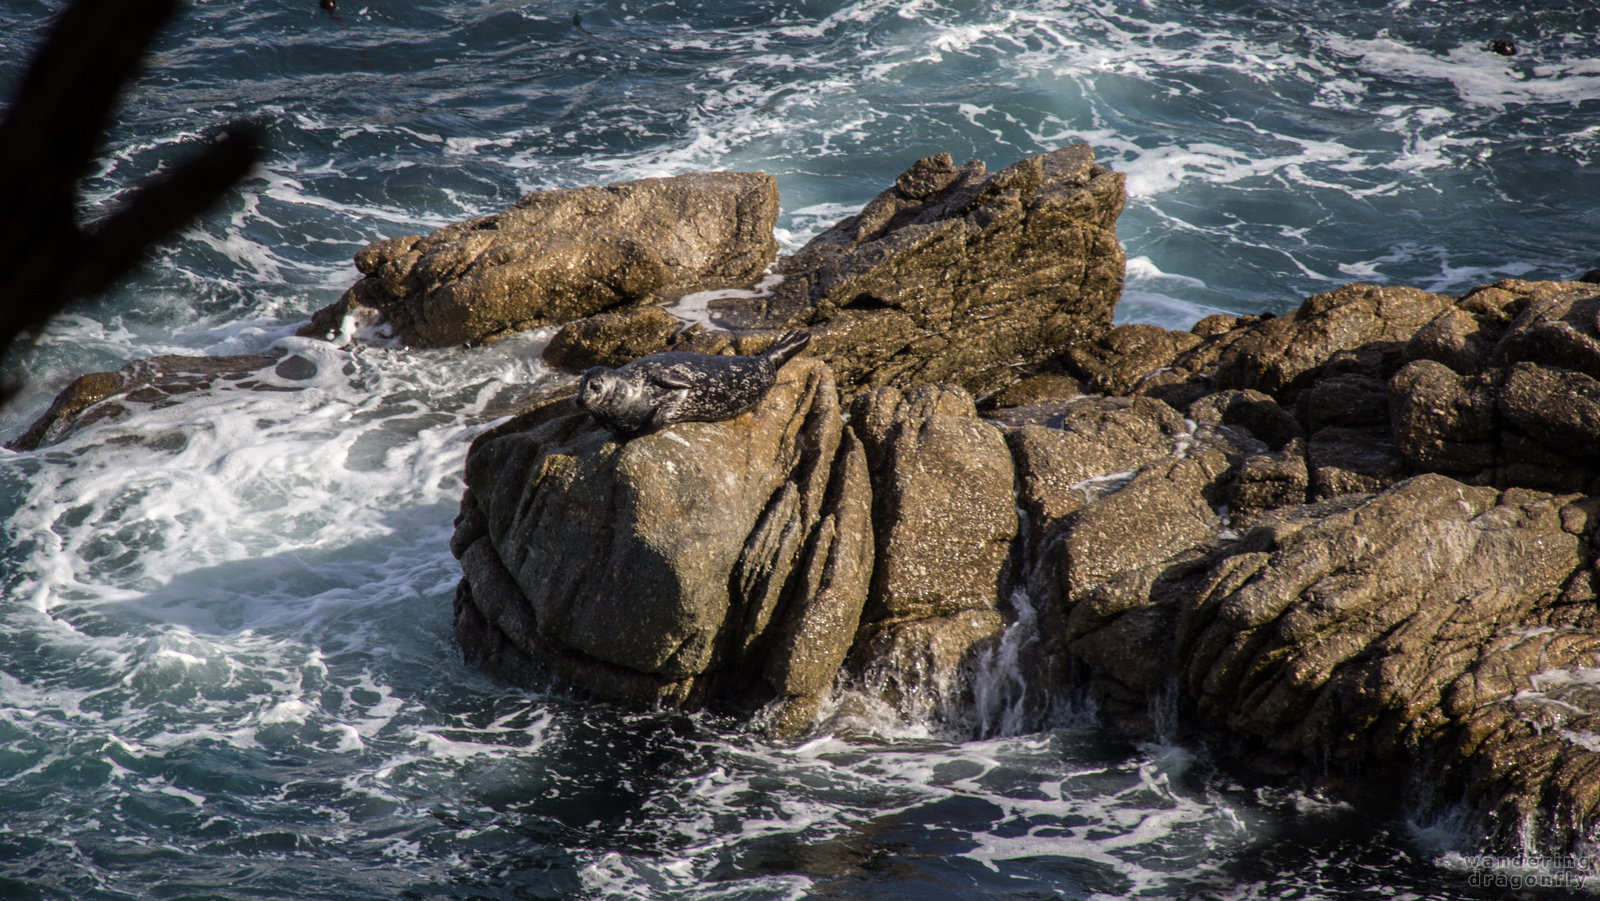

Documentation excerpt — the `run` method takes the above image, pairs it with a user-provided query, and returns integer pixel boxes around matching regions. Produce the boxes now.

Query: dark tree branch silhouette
[0,0,265,403]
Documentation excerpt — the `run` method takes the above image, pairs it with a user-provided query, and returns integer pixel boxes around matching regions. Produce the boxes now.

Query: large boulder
[450,357,872,732]
[301,171,780,347]
[714,145,1126,399]
[991,278,1600,853]
[844,385,1018,718]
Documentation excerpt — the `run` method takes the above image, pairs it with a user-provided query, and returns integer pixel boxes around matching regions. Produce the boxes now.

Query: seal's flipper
[763,330,811,369]
[651,372,695,391]
[649,388,691,427]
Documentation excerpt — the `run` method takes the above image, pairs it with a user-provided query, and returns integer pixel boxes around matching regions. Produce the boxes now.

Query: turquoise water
[2,1,1598,897]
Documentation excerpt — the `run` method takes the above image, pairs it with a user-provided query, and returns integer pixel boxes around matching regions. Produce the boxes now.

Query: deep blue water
[2,1,1599,898]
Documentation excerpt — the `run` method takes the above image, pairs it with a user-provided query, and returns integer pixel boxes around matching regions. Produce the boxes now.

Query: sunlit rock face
[301,171,780,347]
[451,357,871,733]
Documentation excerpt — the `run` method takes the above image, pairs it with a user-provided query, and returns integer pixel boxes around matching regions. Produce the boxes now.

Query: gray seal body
[576,330,811,436]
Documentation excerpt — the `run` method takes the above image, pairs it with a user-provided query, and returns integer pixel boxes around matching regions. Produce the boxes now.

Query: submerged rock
[6,350,318,451]
[300,171,780,347]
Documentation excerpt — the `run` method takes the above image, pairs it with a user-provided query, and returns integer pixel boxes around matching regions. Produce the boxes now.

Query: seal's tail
[763,330,812,369]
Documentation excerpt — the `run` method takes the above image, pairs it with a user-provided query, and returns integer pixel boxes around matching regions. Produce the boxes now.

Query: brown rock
[542,305,683,371]
[1388,359,1497,473]
[1490,280,1600,379]
[1209,283,1454,399]
[451,357,871,729]
[1306,425,1405,498]
[1229,441,1310,517]
[852,384,1018,622]
[1001,395,1190,556]
[1300,369,1390,432]
[1404,306,1503,374]
[1498,361,1600,453]
[1163,473,1600,850]
[301,171,780,347]
[722,145,1126,399]
[1064,323,1202,395]
[1043,447,1231,597]
[1187,388,1301,451]
[846,383,1018,712]
[983,372,1084,410]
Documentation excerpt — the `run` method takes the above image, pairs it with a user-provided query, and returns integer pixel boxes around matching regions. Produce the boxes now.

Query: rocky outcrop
[1009,277,1600,854]
[1054,279,1600,501]
[300,171,780,347]
[1045,468,1600,847]
[18,135,1600,858]
[420,157,1600,856]
[541,305,684,372]
[450,358,1028,732]
[1184,479,1600,845]
[450,357,873,733]
[768,146,1125,398]
[558,145,1128,400]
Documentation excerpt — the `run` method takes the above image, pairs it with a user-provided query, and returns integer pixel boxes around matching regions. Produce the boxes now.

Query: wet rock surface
[7,349,318,451]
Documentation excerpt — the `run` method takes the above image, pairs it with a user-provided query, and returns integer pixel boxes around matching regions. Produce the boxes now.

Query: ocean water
[2,0,1598,898]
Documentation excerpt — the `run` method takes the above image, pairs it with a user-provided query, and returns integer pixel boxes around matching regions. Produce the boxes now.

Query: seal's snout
[576,366,609,412]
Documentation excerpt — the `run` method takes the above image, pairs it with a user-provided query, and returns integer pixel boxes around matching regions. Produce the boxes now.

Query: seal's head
[576,366,623,415]
[576,365,654,434]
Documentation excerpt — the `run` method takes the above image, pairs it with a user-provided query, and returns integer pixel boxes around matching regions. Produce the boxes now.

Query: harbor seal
[576,330,811,436]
